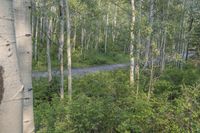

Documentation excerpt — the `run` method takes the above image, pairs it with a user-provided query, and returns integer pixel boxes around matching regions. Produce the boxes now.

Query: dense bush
[33,65,200,133]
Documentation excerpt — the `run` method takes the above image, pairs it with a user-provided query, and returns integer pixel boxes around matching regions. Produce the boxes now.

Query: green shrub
[33,65,200,132]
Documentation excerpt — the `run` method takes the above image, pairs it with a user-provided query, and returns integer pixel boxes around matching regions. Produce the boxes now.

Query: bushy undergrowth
[33,64,200,133]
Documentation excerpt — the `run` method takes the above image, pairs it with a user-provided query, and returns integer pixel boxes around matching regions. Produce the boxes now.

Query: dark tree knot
[0,66,4,105]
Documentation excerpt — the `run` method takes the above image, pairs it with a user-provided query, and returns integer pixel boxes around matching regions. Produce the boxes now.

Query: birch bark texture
[0,0,23,132]
[130,0,136,85]
[13,0,35,132]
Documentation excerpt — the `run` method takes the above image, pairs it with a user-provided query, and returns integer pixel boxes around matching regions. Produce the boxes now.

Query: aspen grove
[0,0,200,132]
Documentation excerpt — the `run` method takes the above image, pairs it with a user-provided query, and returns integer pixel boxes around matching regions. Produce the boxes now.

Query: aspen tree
[73,21,77,51]
[160,0,170,72]
[0,0,23,132]
[46,18,52,82]
[104,3,110,54]
[63,0,72,100]
[130,0,136,85]
[13,0,35,132]
[136,0,142,96]
[144,0,154,67]
[59,0,65,99]
[112,4,117,44]
[81,17,85,55]
[44,4,54,83]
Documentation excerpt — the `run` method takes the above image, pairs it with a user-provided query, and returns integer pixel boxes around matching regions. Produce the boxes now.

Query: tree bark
[136,0,142,96]
[144,0,154,67]
[104,3,110,54]
[112,4,117,44]
[13,0,35,132]
[59,0,65,99]
[73,21,77,51]
[63,0,72,100]
[46,18,52,82]
[81,20,85,55]
[0,0,23,132]
[130,0,136,85]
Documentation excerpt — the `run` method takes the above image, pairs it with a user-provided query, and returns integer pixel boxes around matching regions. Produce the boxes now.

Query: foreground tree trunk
[13,0,35,132]
[0,0,23,132]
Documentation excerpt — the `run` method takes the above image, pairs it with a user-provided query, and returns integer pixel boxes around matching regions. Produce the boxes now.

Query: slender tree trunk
[104,4,110,54]
[161,31,166,72]
[160,0,170,72]
[59,0,65,99]
[144,0,154,67]
[14,0,35,132]
[148,56,154,100]
[112,4,117,43]
[136,0,142,96]
[46,19,52,82]
[185,14,194,61]
[32,1,38,61]
[95,20,102,51]
[0,0,23,132]
[73,22,77,51]
[39,17,43,46]
[176,0,186,68]
[81,24,85,55]
[130,0,136,85]
[34,18,38,61]
[95,21,99,50]
[86,33,91,50]
[63,0,72,100]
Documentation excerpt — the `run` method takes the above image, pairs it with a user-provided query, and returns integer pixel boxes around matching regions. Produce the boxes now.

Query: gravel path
[32,64,129,78]
[32,51,196,78]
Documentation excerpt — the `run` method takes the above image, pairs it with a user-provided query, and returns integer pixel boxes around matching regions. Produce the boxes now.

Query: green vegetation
[30,0,200,132]
[33,50,129,71]
[33,63,200,133]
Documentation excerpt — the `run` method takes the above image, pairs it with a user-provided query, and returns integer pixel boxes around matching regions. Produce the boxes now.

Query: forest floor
[32,63,129,78]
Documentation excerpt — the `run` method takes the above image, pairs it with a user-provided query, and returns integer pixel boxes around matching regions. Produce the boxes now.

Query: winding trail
[32,64,129,78]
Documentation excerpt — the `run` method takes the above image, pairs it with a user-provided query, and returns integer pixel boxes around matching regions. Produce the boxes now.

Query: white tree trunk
[0,0,23,132]
[63,0,72,100]
[13,0,35,132]
[112,4,117,43]
[59,0,65,99]
[136,0,142,96]
[130,0,136,85]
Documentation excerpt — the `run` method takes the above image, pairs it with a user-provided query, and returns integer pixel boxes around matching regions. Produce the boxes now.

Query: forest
[0,0,200,133]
